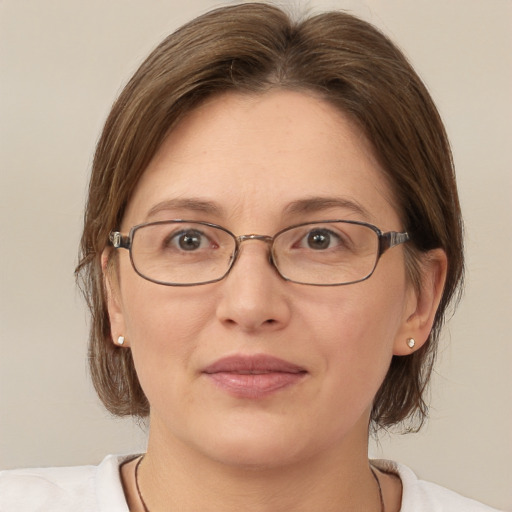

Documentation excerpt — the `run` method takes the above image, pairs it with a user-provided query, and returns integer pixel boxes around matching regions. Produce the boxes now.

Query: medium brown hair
[76,3,464,429]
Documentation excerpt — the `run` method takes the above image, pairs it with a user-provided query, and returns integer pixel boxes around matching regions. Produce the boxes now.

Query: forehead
[122,90,400,230]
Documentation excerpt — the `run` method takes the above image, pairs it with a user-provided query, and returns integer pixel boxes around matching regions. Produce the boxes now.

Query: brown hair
[76,3,464,429]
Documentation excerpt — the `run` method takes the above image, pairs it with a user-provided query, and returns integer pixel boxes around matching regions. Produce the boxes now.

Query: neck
[135,417,382,512]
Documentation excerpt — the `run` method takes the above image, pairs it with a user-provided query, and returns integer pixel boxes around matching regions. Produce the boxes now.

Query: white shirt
[0,455,502,511]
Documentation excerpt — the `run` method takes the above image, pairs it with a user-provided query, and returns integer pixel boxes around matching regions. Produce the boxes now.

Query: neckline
[132,455,385,512]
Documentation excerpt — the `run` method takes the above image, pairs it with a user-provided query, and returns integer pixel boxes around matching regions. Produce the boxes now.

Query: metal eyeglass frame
[109,219,410,287]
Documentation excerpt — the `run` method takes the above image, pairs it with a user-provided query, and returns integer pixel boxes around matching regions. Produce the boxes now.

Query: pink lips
[202,355,307,398]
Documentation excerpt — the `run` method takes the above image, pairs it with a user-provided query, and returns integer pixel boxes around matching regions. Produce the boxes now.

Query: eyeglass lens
[129,221,380,286]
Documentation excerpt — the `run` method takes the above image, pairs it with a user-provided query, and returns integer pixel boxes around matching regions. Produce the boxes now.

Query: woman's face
[108,90,419,467]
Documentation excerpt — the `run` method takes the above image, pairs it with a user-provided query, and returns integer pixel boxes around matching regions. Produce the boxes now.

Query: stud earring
[117,336,125,346]
[406,338,416,349]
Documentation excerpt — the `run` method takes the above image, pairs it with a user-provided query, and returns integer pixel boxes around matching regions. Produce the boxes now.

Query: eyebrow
[145,198,224,220]
[145,195,374,223]
[283,196,374,220]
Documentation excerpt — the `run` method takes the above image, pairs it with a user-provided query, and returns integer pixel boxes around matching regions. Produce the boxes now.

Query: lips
[202,355,307,398]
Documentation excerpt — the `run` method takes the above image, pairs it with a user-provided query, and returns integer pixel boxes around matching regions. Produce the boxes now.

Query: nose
[215,240,292,333]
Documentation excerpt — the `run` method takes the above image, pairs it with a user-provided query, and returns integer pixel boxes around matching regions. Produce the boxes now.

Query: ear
[393,248,448,355]
[101,249,129,348]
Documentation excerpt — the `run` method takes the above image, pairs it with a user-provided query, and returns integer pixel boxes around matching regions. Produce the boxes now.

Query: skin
[105,90,447,511]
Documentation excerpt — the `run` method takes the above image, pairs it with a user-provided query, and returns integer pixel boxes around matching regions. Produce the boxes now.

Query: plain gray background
[0,1,511,509]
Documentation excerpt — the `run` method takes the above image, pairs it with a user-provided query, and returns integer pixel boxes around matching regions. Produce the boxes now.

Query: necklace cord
[371,466,385,512]
[135,456,150,512]
[135,455,384,512]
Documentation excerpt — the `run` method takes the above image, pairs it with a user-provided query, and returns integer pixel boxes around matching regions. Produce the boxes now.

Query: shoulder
[372,459,503,512]
[0,454,133,512]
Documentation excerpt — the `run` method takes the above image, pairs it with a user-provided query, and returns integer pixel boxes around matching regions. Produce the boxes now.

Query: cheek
[118,247,211,339]
[301,276,408,389]
[118,270,216,385]
[302,279,405,352]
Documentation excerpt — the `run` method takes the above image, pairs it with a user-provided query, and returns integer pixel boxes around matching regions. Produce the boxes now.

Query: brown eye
[178,231,203,250]
[304,229,341,250]
[165,229,208,251]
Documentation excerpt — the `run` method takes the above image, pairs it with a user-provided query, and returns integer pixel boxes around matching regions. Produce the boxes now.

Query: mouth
[202,354,307,398]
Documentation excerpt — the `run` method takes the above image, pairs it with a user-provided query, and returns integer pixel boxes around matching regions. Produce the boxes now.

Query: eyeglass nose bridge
[230,234,277,271]
[236,234,274,244]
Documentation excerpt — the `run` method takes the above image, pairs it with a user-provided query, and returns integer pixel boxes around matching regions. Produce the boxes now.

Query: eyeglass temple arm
[379,231,410,254]
[109,231,131,249]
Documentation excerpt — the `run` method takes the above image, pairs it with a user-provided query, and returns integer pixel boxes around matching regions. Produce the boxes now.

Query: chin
[191,422,318,470]
[210,443,303,470]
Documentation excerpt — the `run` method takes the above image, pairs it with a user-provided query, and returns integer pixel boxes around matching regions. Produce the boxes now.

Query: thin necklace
[135,456,149,512]
[371,466,386,512]
[134,455,385,512]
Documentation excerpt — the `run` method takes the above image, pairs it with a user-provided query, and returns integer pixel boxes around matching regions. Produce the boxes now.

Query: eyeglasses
[109,220,409,286]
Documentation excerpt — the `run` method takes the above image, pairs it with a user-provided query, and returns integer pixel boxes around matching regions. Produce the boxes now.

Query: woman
[0,3,502,511]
